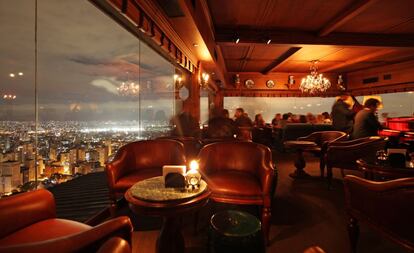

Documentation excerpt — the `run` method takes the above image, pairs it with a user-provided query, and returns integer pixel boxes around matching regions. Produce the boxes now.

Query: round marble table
[284,140,318,179]
[125,176,211,253]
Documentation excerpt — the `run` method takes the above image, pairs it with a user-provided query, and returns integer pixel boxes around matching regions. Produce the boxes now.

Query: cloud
[90,77,119,95]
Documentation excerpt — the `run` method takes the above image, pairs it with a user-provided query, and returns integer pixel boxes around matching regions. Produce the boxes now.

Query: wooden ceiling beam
[318,0,380,37]
[261,47,302,74]
[320,48,395,72]
[215,28,414,48]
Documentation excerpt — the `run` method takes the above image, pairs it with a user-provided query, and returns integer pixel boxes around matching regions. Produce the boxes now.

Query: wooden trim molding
[101,0,197,73]
[223,89,340,98]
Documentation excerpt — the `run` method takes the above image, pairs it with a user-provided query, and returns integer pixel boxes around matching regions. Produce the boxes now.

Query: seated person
[351,98,383,139]
[207,109,236,138]
[277,113,291,128]
[271,113,282,127]
[234,108,253,127]
[254,113,266,128]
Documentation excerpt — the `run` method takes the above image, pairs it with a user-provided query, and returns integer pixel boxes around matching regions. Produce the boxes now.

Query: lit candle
[187,160,201,189]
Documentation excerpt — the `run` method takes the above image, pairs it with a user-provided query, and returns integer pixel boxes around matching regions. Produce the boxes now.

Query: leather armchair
[325,136,386,185]
[106,139,186,212]
[0,189,133,253]
[297,131,347,177]
[344,175,414,253]
[198,141,275,245]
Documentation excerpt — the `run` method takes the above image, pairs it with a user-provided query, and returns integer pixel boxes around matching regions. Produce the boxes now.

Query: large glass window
[0,0,176,195]
[224,97,336,122]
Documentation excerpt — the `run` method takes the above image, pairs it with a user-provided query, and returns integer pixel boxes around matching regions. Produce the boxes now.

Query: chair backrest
[344,175,414,251]
[116,139,186,173]
[198,141,272,176]
[327,137,386,166]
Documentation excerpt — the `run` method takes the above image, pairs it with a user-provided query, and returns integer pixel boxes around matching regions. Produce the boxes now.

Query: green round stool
[209,210,265,253]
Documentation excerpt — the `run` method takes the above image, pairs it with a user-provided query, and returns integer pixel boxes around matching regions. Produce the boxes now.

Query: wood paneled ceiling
[206,0,414,75]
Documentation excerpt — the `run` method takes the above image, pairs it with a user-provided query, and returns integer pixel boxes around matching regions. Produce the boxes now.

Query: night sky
[0,0,176,121]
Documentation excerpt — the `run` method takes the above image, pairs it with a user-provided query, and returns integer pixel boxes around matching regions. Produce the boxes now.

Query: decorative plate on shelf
[244,79,254,89]
[266,80,275,88]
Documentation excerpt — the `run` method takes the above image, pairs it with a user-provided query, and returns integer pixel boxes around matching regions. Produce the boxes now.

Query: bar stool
[208,210,264,253]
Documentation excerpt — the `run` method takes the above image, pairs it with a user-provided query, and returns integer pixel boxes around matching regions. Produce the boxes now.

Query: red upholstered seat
[198,141,275,245]
[0,189,133,253]
[106,139,186,213]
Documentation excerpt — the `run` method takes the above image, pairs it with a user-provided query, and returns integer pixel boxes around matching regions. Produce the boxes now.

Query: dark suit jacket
[331,100,354,133]
[351,109,382,139]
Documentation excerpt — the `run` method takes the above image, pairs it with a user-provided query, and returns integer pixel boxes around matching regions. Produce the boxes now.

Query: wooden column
[208,90,224,119]
[182,67,200,122]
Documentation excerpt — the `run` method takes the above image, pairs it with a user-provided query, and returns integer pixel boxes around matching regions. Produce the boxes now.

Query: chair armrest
[328,136,382,147]
[297,132,317,142]
[257,147,275,200]
[106,150,130,190]
[0,216,133,253]
[0,189,56,239]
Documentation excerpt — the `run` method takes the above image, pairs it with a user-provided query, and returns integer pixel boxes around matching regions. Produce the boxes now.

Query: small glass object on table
[376,149,388,164]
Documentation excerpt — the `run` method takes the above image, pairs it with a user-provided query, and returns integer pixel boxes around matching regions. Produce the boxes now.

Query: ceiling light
[233,34,240,44]
[193,43,199,47]
[300,60,331,94]
[18,72,23,76]
[266,38,271,44]
[9,73,15,77]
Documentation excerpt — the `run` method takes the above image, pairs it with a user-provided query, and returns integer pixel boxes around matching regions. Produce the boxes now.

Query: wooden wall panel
[347,60,414,95]
[223,72,341,97]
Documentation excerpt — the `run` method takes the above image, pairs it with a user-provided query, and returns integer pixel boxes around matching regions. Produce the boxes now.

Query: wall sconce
[201,73,209,89]
[233,33,240,44]
[174,74,183,89]
[287,75,295,88]
[234,73,240,88]
[337,74,346,91]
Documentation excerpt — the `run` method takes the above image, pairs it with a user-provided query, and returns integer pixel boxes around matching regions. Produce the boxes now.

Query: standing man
[351,98,382,139]
[331,95,354,133]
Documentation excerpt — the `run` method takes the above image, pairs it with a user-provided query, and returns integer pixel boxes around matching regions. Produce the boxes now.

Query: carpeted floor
[127,151,410,253]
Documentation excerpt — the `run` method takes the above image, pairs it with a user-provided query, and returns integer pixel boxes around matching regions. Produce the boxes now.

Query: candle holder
[186,160,201,191]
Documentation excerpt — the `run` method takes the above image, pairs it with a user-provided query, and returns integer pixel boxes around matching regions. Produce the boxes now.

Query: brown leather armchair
[325,136,386,185]
[297,131,347,177]
[106,139,186,212]
[0,189,133,253]
[198,141,275,244]
[344,175,414,253]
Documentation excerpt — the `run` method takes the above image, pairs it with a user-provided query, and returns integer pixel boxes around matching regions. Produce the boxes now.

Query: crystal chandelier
[300,61,331,94]
[117,72,140,96]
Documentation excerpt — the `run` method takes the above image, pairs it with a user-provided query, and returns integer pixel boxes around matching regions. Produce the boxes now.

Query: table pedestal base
[157,217,184,253]
[289,149,311,179]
